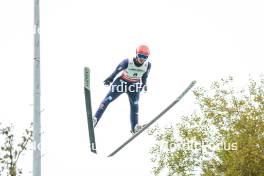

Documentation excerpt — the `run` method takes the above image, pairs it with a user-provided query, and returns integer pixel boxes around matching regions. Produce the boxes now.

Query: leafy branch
[0,123,33,176]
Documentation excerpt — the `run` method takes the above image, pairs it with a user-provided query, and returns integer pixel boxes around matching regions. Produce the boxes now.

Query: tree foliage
[0,124,33,176]
[149,77,264,176]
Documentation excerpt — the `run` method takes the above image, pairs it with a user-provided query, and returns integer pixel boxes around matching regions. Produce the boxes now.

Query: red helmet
[136,45,150,56]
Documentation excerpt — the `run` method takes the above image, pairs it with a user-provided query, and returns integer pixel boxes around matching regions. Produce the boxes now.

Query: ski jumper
[94,58,151,131]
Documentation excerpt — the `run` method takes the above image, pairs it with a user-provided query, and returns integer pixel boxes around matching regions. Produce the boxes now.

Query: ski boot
[131,124,146,135]
[93,116,98,128]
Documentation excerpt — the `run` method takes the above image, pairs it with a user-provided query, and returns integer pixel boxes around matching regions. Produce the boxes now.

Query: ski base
[84,67,97,154]
[108,80,196,157]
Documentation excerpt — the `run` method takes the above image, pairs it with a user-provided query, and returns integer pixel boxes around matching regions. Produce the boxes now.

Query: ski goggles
[137,53,148,60]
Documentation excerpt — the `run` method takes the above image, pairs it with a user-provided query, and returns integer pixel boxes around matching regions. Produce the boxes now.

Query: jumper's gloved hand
[104,77,114,86]
[140,84,148,92]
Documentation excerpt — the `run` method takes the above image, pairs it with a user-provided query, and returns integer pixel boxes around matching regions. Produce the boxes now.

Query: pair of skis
[84,67,196,157]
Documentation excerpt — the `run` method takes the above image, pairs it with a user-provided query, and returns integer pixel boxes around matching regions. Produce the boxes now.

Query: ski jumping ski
[108,80,197,157]
[84,67,97,154]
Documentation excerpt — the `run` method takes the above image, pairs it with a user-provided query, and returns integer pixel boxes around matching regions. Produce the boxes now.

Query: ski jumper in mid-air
[93,45,151,134]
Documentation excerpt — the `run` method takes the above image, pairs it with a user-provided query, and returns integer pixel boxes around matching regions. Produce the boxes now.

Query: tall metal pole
[33,0,41,174]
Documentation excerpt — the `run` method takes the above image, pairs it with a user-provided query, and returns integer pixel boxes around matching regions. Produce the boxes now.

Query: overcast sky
[0,0,263,175]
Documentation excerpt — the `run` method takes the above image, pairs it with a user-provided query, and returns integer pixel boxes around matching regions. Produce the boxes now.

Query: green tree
[0,124,33,176]
[149,77,264,176]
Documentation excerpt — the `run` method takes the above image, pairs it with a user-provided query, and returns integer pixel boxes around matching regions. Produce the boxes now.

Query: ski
[108,80,197,157]
[84,67,97,154]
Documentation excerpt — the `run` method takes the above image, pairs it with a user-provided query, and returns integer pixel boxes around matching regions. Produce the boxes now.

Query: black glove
[140,84,148,92]
[104,77,114,86]
[143,85,148,92]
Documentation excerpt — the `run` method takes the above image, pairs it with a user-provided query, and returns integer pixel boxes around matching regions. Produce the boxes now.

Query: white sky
[0,0,263,175]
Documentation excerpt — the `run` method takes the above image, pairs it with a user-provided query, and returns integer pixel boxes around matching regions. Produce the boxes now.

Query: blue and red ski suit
[94,58,151,131]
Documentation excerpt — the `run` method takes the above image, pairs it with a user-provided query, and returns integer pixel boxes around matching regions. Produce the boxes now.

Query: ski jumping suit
[94,58,151,131]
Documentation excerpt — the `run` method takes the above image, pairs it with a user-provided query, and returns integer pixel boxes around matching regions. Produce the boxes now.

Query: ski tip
[84,67,91,89]
[84,67,90,73]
